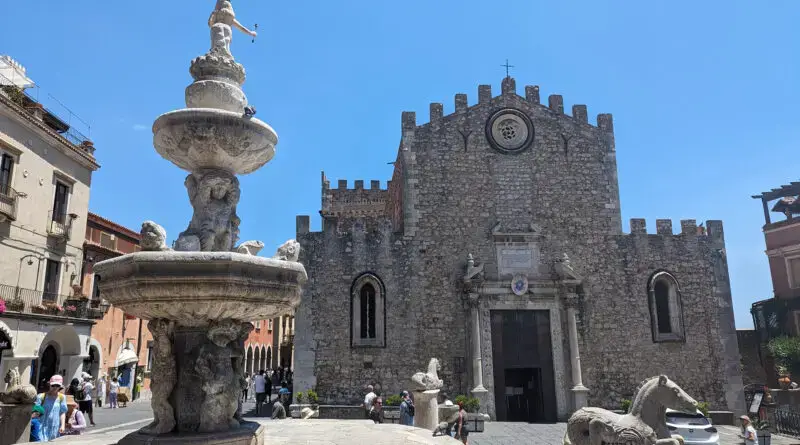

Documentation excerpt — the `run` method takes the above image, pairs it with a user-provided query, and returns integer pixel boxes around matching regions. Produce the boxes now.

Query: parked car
[666,409,719,445]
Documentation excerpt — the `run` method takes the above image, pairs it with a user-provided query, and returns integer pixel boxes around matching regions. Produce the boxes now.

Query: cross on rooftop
[501,59,514,77]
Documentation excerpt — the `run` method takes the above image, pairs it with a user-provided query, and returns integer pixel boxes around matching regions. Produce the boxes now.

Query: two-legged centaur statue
[564,375,698,445]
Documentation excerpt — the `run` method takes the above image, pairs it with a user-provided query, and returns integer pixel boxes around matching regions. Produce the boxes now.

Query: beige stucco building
[0,55,101,390]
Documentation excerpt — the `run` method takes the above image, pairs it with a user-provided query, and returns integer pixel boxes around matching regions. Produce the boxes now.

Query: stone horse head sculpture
[411,358,443,393]
[0,367,36,404]
[564,375,698,445]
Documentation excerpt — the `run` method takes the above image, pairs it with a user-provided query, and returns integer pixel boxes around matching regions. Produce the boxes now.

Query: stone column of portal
[467,293,488,402]
[567,302,589,410]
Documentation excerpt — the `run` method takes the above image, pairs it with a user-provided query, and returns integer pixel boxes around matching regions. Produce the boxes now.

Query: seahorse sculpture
[563,375,698,445]
[0,367,36,404]
[411,358,443,392]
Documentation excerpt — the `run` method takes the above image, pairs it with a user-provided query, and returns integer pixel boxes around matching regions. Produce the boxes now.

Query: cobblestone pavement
[469,423,800,445]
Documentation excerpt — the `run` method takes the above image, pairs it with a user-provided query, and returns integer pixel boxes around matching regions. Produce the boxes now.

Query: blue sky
[3,1,799,329]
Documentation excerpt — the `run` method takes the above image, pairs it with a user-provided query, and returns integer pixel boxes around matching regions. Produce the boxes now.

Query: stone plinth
[412,389,440,431]
[0,403,33,445]
[93,251,307,324]
[118,421,264,445]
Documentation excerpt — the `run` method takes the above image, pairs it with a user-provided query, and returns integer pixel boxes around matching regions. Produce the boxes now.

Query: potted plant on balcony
[767,336,800,389]
[6,299,24,312]
[32,304,47,314]
[64,305,78,317]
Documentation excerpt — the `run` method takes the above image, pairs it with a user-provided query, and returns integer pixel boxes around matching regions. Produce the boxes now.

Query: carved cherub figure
[141,221,171,251]
[208,0,257,58]
[273,239,300,262]
[140,319,176,435]
[176,170,240,252]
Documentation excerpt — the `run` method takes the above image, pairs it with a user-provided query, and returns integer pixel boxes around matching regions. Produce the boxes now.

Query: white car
[666,409,719,445]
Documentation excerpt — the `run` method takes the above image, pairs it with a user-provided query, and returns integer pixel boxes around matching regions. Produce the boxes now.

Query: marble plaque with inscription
[496,245,538,276]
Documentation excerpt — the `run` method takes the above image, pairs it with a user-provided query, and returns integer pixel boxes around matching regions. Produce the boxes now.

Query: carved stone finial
[273,239,300,262]
[141,221,171,252]
[236,240,264,256]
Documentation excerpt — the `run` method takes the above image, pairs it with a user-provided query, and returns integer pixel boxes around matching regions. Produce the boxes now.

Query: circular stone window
[485,108,534,154]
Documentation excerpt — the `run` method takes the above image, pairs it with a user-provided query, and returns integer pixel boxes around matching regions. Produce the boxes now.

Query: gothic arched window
[647,271,685,342]
[351,273,385,348]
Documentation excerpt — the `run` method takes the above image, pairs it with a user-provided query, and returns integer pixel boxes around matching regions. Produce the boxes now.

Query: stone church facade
[293,77,744,421]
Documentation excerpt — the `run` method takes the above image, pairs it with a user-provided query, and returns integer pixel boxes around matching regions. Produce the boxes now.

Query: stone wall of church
[293,77,744,415]
[572,220,744,412]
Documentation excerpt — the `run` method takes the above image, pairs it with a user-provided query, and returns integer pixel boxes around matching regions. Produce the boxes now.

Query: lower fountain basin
[93,251,306,326]
[153,108,277,175]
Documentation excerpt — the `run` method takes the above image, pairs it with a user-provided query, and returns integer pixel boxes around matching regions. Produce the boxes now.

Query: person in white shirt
[78,373,96,426]
[363,385,376,418]
[740,415,757,445]
[96,376,107,408]
[253,370,267,415]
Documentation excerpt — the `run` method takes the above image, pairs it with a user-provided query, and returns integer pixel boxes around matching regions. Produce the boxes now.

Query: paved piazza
[470,423,800,445]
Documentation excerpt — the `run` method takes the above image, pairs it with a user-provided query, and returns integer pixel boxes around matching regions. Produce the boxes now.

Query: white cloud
[132,124,147,131]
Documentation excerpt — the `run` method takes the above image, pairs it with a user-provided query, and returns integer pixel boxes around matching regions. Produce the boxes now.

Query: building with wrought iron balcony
[0,55,100,390]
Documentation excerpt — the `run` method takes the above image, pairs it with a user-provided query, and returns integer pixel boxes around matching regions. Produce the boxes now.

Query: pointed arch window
[647,271,685,342]
[351,273,385,347]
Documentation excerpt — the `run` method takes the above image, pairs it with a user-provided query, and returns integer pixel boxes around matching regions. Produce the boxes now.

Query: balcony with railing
[0,67,93,152]
[0,283,107,319]
[47,210,75,239]
[0,183,19,221]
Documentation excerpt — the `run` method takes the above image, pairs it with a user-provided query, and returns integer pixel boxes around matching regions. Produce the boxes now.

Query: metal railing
[776,408,800,438]
[0,283,69,315]
[0,70,92,148]
[47,210,72,238]
[0,183,18,220]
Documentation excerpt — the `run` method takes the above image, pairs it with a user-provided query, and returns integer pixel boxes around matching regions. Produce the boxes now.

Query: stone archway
[260,346,266,371]
[265,346,272,371]
[38,324,82,389]
[246,346,254,376]
[254,346,260,374]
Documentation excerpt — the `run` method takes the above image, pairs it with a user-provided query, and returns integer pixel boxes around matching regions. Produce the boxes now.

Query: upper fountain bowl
[93,251,306,326]
[153,108,277,175]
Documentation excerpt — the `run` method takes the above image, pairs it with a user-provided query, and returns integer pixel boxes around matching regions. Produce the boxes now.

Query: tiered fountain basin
[93,251,306,325]
[153,109,277,175]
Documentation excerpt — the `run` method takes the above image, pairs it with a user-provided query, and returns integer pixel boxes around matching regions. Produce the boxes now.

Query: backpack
[406,400,415,417]
[75,384,86,401]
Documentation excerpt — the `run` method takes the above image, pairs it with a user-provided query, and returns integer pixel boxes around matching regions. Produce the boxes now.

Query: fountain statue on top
[93,2,306,444]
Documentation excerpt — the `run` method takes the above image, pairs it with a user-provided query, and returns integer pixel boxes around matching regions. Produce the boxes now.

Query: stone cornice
[0,93,100,171]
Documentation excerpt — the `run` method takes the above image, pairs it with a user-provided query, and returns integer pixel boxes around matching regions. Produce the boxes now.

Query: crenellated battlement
[320,171,389,218]
[398,76,614,132]
[626,218,724,240]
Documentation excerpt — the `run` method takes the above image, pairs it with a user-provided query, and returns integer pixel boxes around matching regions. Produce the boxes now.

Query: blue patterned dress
[35,393,67,442]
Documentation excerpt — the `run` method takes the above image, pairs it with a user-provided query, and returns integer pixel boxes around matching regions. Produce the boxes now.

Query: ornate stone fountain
[93,2,306,444]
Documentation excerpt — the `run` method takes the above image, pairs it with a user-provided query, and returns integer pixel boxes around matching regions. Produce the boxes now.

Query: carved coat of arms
[511,273,529,296]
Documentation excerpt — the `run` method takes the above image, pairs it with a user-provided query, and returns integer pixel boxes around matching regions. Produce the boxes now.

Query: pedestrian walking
[363,385,376,418]
[34,375,67,442]
[368,396,384,424]
[454,401,469,444]
[241,373,250,403]
[96,376,106,408]
[108,377,119,409]
[253,370,267,415]
[399,391,415,426]
[63,397,87,436]
[77,373,96,426]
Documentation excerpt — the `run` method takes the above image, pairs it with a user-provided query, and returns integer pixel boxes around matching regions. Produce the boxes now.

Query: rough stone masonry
[292,76,744,421]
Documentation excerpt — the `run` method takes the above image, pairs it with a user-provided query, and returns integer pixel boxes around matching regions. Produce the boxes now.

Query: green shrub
[454,395,468,406]
[295,391,305,404]
[465,397,480,413]
[621,399,632,413]
[696,402,709,417]
[767,336,800,375]
[306,390,319,405]
[385,394,403,406]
